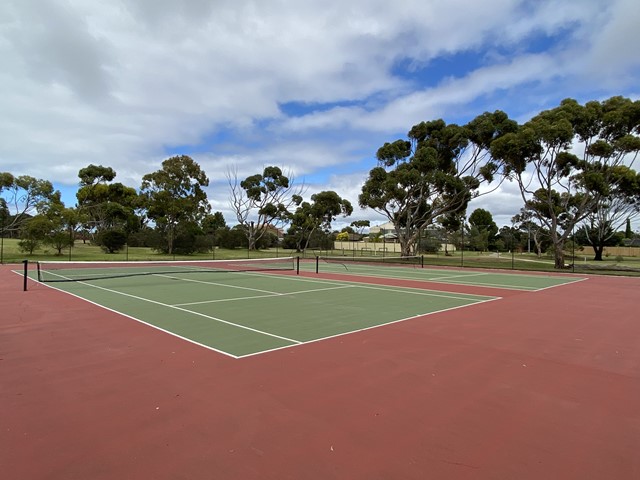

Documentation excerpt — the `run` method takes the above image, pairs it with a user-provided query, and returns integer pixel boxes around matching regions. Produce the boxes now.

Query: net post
[296,256,300,275]
[420,255,424,268]
[315,256,319,274]
[22,260,28,291]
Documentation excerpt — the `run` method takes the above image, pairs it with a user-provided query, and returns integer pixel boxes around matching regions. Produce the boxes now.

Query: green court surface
[31,266,498,358]
[309,257,586,291]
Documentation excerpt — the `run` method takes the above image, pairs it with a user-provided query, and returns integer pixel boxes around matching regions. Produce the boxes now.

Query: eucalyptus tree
[350,220,370,236]
[512,207,549,257]
[359,111,517,256]
[16,194,79,256]
[76,164,141,242]
[0,198,9,235]
[468,208,498,251]
[228,166,304,250]
[492,96,640,268]
[201,211,227,250]
[578,165,640,260]
[141,155,210,255]
[202,212,226,236]
[0,172,58,233]
[287,191,353,251]
[45,206,81,255]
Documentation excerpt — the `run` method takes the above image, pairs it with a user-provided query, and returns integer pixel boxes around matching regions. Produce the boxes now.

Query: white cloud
[578,0,640,86]
[0,0,638,231]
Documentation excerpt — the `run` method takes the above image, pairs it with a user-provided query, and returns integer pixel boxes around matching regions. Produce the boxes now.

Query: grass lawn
[2,238,639,275]
[0,238,296,263]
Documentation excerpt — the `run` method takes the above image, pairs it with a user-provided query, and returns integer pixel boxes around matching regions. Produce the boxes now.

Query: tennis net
[37,257,298,282]
[317,255,424,271]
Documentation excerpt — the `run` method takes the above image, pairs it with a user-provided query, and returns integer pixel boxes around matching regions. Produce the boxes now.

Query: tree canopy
[140,155,210,254]
[287,190,353,251]
[0,172,59,233]
[359,112,516,256]
[468,208,498,251]
[228,166,304,250]
[492,96,640,268]
[76,164,140,241]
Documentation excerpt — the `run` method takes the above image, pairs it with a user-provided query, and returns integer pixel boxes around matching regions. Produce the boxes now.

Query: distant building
[369,221,395,235]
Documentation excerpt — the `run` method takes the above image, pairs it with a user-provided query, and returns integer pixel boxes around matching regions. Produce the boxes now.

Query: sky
[1,0,639,231]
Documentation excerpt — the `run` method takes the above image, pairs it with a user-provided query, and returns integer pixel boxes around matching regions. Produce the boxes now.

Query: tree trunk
[248,225,256,250]
[399,237,413,257]
[554,250,565,269]
[551,230,567,269]
[553,237,565,268]
[167,225,174,255]
[593,245,604,261]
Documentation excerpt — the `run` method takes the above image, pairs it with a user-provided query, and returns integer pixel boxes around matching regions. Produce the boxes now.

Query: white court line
[235,269,493,301]
[302,262,586,291]
[532,276,589,291]
[428,272,490,281]
[145,265,492,301]
[307,268,546,291]
[239,295,503,359]
[174,284,356,307]
[155,273,283,295]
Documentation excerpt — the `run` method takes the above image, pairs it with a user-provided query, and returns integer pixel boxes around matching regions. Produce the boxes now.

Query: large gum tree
[287,190,353,252]
[0,172,59,234]
[141,155,210,255]
[228,166,304,250]
[491,96,640,269]
[359,112,517,256]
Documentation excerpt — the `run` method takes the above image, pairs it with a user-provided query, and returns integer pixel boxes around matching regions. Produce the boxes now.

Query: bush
[18,238,40,255]
[281,234,298,250]
[615,255,624,263]
[418,236,441,254]
[98,229,127,253]
[193,235,213,253]
[255,232,278,249]
[45,231,73,255]
[127,229,162,248]
[217,227,247,249]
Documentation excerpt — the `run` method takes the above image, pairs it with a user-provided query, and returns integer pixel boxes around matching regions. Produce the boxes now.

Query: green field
[0,238,294,263]
[3,237,639,276]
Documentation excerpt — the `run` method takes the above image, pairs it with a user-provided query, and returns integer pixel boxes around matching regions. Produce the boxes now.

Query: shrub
[99,229,127,253]
[18,238,40,255]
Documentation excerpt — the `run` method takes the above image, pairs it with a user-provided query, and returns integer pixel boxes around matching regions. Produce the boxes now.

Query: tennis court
[4,259,639,480]
[31,257,499,358]
[307,255,586,291]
